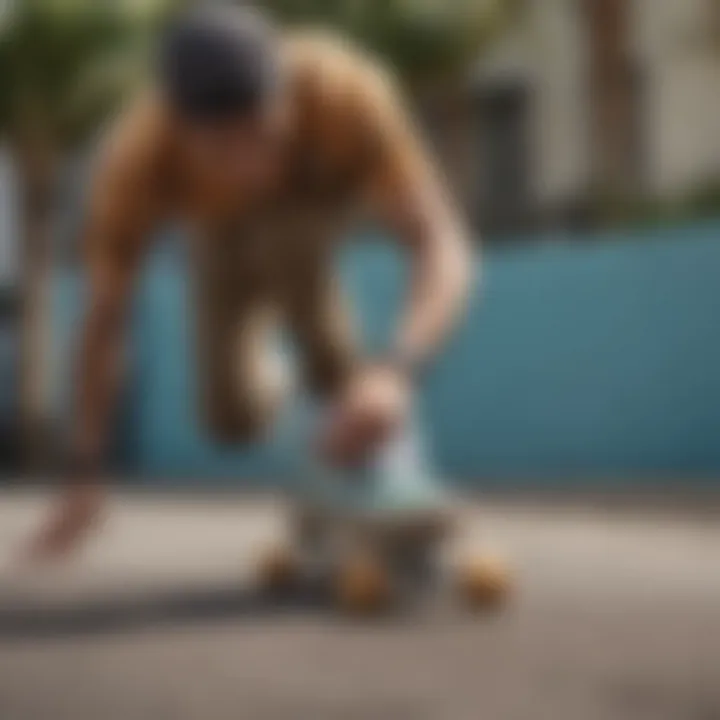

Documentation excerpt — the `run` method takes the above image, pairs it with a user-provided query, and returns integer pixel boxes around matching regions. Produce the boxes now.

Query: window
[474,83,533,236]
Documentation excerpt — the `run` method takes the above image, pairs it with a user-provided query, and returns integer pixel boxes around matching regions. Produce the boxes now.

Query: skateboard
[256,496,512,615]
[258,407,512,614]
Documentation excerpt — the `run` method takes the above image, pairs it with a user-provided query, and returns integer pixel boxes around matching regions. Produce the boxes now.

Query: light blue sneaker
[277,397,453,532]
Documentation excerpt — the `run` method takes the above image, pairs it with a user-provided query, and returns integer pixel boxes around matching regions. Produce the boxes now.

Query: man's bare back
[94,31,428,238]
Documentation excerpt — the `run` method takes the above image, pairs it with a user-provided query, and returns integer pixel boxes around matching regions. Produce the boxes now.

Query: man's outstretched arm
[24,124,159,562]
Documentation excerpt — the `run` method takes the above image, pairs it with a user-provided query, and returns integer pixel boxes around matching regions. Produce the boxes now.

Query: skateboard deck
[258,499,511,615]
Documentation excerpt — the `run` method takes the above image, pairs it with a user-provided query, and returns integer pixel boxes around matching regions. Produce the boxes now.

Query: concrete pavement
[0,490,718,720]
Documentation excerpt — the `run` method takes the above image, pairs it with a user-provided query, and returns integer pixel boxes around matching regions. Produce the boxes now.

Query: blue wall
[53,222,720,485]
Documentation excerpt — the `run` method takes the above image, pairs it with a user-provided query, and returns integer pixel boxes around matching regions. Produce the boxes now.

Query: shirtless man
[25,4,472,561]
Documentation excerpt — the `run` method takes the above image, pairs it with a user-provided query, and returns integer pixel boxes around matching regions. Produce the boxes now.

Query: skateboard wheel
[256,545,300,593]
[457,555,512,610]
[336,552,391,615]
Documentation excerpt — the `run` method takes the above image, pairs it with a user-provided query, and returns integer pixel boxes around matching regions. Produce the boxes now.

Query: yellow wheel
[335,551,391,615]
[456,554,513,611]
[256,544,301,594]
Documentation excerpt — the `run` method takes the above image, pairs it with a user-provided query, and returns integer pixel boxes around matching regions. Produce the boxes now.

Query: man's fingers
[321,411,387,467]
[321,417,357,465]
[20,486,105,565]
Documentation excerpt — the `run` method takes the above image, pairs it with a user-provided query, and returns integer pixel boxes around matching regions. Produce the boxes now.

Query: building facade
[469,0,720,233]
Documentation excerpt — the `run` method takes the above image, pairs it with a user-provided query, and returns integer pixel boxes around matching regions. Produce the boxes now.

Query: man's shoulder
[94,93,174,189]
[284,29,399,113]
[86,93,175,230]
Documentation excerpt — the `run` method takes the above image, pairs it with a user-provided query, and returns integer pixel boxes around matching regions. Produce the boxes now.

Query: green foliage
[0,0,168,148]
[0,0,521,147]
[262,0,522,86]
[589,178,720,232]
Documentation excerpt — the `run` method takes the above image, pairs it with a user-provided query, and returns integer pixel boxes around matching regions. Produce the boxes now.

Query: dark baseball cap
[158,4,279,122]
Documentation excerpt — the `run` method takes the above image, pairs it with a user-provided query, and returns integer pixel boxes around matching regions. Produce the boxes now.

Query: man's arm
[366,77,473,372]
[321,70,473,465]
[24,121,159,562]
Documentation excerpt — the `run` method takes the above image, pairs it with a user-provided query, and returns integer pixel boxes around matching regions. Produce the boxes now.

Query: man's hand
[320,364,411,467]
[21,483,106,565]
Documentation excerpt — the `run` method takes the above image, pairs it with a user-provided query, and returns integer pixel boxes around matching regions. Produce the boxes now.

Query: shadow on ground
[0,582,353,641]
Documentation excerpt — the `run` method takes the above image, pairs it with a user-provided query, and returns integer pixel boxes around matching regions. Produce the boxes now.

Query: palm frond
[0,0,167,146]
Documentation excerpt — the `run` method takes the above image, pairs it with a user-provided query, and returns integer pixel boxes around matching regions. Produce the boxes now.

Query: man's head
[158,4,287,187]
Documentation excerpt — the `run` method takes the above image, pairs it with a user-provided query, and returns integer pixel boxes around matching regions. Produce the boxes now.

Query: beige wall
[476,0,591,208]
[633,0,720,196]
[474,0,720,208]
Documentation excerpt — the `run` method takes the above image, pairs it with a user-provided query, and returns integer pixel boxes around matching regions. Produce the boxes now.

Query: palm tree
[0,0,168,469]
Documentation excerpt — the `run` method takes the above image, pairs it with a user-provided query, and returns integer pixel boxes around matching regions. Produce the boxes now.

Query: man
[25,4,472,561]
